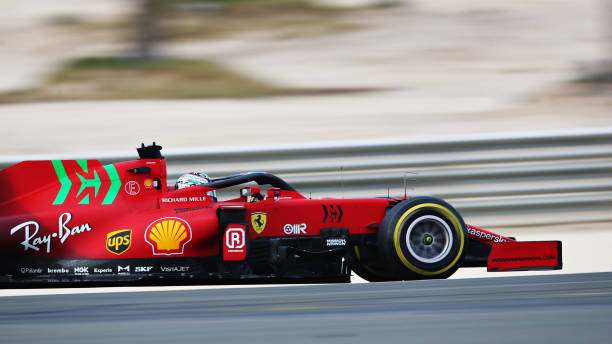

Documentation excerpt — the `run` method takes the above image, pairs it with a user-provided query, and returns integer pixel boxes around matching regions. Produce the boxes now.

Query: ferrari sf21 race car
[0,143,562,286]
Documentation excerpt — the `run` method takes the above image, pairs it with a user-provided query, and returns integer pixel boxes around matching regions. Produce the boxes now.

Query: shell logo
[144,217,192,255]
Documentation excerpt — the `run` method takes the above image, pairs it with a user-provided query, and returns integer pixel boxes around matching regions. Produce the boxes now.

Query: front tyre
[378,197,468,280]
[348,245,396,282]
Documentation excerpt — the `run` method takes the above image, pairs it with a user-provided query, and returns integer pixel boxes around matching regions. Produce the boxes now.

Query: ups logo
[106,229,132,255]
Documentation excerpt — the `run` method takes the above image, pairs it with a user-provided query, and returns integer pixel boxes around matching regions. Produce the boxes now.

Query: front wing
[465,224,562,272]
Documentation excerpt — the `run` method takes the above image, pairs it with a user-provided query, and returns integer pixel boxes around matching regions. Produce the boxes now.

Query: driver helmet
[175,172,217,199]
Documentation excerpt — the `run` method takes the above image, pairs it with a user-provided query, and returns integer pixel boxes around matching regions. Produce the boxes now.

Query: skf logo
[223,225,246,261]
[106,229,132,255]
[144,217,192,255]
[283,223,307,235]
[250,212,267,234]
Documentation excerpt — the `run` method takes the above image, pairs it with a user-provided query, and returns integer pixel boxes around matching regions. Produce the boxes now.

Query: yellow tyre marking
[354,246,361,260]
[393,203,465,276]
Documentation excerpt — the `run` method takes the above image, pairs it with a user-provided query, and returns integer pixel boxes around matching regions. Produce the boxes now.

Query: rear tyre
[378,197,468,280]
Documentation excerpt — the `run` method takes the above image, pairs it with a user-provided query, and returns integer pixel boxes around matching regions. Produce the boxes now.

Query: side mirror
[240,186,263,202]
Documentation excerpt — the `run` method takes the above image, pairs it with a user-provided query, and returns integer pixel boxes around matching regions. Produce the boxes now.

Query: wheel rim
[405,215,453,264]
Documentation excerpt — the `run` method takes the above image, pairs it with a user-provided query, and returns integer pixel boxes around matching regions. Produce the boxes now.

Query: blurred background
[0,0,611,278]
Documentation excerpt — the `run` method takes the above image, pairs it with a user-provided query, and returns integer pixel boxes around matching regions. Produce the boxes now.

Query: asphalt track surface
[1,272,611,344]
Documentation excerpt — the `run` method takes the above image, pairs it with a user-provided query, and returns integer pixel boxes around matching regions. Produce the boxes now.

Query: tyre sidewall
[349,246,396,282]
[379,197,468,279]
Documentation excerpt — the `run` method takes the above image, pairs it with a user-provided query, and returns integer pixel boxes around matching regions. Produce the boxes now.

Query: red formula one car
[0,143,562,286]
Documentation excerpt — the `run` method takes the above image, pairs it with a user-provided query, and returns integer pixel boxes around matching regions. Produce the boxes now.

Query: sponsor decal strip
[467,224,514,245]
[14,261,201,278]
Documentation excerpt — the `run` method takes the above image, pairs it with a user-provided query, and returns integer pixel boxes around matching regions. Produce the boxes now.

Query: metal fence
[2,127,612,227]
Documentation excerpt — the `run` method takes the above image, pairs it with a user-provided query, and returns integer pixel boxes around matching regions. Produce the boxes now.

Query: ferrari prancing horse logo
[251,212,267,234]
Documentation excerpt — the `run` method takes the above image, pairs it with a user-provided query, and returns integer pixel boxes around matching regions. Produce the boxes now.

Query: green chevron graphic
[102,164,121,205]
[52,160,72,205]
[51,160,122,205]
[76,170,101,204]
